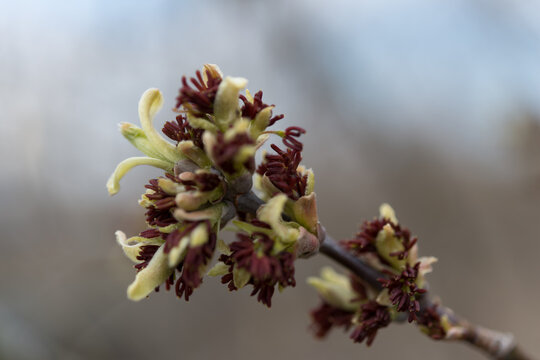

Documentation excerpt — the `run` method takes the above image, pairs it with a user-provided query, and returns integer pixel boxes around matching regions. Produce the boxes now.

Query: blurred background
[1,0,540,359]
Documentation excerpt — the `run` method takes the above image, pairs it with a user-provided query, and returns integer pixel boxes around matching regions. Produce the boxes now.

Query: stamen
[350,301,391,346]
[378,262,427,322]
[162,114,204,149]
[218,232,296,307]
[176,69,222,116]
[310,302,354,338]
[239,90,284,127]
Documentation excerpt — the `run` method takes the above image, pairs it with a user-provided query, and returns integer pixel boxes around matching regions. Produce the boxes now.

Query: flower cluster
[417,304,449,340]
[308,266,392,346]
[350,301,392,345]
[108,64,321,304]
[107,64,456,352]
[217,231,295,307]
[207,194,319,307]
[308,205,445,346]
[378,262,427,322]
[256,127,310,201]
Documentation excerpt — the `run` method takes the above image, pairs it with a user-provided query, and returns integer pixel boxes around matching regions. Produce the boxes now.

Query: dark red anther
[350,301,391,346]
[218,232,296,308]
[175,69,222,116]
[134,245,160,271]
[256,139,307,200]
[378,262,425,323]
[139,228,162,239]
[163,222,199,253]
[162,114,204,149]
[283,126,306,151]
[417,305,447,340]
[239,90,284,127]
[211,132,255,174]
[309,302,355,338]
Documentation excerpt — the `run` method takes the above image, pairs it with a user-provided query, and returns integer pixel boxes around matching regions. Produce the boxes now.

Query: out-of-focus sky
[1,1,540,359]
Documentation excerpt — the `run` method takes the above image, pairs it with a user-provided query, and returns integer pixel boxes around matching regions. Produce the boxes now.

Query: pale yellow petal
[375,289,392,306]
[177,140,212,168]
[216,238,231,256]
[119,122,168,160]
[214,76,248,131]
[375,224,406,270]
[244,88,254,103]
[292,192,318,234]
[106,157,172,195]
[168,237,190,268]
[250,106,272,139]
[115,231,164,263]
[305,168,315,195]
[233,265,251,289]
[127,245,172,301]
[207,262,229,277]
[258,194,299,243]
[233,220,273,237]
[307,267,359,311]
[157,178,182,196]
[379,203,398,224]
[255,134,270,150]
[189,223,209,247]
[138,88,182,163]
[173,203,223,223]
[186,113,219,133]
[202,64,223,83]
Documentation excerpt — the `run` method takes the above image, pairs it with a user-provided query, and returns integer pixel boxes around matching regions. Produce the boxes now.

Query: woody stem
[318,234,383,290]
[235,191,534,360]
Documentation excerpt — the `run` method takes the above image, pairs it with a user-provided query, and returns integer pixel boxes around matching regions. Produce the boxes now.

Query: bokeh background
[2,1,540,359]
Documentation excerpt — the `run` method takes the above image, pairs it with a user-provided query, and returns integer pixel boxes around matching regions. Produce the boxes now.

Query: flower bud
[214,76,248,131]
[307,267,360,312]
[375,224,407,270]
[177,140,212,168]
[257,194,300,246]
[291,192,318,235]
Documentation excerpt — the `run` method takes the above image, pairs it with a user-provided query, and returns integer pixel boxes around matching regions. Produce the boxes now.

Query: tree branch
[235,191,534,360]
[321,236,532,360]
[318,235,383,290]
